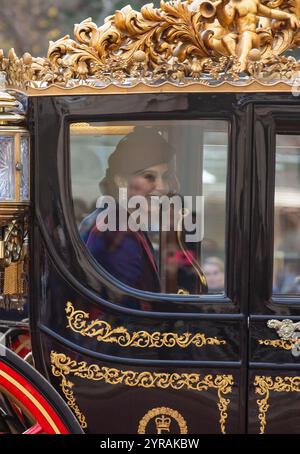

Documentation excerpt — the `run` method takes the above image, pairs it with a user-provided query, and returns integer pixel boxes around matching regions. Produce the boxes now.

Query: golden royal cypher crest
[138,407,188,434]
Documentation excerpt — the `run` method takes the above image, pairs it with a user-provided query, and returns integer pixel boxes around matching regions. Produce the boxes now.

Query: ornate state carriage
[1,0,300,435]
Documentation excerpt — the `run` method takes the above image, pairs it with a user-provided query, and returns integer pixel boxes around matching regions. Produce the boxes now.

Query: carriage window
[274,135,300,294]
[70,121,228,295]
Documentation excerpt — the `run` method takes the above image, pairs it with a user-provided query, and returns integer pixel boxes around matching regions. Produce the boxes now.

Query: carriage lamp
[0,71,29,312]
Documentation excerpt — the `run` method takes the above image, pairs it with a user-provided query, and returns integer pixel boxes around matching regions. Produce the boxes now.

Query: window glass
[0,136,15,201]
[70,120,228,295]
[274,135,300,294]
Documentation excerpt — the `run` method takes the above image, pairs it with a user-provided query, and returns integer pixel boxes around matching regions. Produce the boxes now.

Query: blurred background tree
[0,0,159,56]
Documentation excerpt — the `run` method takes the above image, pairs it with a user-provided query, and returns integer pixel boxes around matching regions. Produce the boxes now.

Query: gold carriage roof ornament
[2,0,300,95]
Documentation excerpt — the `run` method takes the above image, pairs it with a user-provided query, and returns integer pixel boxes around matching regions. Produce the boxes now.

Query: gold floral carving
[254,376,300,434]
[50,351,233,433]
[138,406,188,434]
[65,301,226,349]
[56,374,87,429]
[258,339,295,350]
[2,0,300,91]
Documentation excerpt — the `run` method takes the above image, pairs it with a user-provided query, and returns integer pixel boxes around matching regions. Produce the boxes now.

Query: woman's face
[203,263,224,290]
[126,163,177,198]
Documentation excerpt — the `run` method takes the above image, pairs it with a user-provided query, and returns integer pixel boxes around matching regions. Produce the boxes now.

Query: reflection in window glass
[70,121,228,295]
[274,135,300,294]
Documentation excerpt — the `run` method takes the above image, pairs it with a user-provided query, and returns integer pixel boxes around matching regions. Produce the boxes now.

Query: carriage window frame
[67,115,233,304]
[248,107,300,314]
[272,128,300,302]
[247,105,300,313]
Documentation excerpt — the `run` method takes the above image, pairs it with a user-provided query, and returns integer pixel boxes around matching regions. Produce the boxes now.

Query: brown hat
[101,127,175,194]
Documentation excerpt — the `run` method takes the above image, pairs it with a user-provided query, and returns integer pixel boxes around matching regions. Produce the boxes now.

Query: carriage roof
[0,0,300,96]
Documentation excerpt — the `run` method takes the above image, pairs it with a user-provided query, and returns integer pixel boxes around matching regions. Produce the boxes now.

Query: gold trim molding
[50,351,233,433]
[2,1,300,94]
[254,376,300,434]
[13,79,300,96]
[70,123,134,136]
[65,301,226,349]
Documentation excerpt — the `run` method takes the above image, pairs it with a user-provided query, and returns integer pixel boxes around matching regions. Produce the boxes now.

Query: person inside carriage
[79,127,180,299]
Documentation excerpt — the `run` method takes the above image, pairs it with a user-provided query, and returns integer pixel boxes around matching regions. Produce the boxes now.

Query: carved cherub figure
[191,0,300,71]
[216,0,300,71]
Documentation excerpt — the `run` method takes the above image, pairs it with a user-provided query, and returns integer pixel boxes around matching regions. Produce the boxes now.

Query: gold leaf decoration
[50,350,233,433]
[254,376,300,434]
[258,339,294,350]
[1,0,300,90]
[65,301,226,349]
[138,406,188,434]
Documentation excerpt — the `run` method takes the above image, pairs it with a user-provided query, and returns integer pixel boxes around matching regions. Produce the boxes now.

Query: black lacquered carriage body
[24,92,300,435]
[2,0,300,435]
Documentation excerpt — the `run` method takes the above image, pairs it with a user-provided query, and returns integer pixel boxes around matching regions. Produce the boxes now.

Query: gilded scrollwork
[254,376,300,434]
[65,301,226,349]
[50,351,233,433]
[258,339,295,350]
[50,354,88,429]
[1,0,300,91]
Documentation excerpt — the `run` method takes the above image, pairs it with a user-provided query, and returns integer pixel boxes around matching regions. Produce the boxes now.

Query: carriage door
[31,93,251,434]
[248,102,300,434]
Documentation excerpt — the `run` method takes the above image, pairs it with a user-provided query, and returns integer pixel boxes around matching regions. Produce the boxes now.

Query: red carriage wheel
[0,346,83,434]
[8,329,31,359]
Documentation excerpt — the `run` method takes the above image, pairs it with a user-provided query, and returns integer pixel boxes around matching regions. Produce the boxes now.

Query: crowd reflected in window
[274,135,300,294]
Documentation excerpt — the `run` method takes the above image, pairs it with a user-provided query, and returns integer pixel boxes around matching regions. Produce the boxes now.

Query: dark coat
[79,209,160,293]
